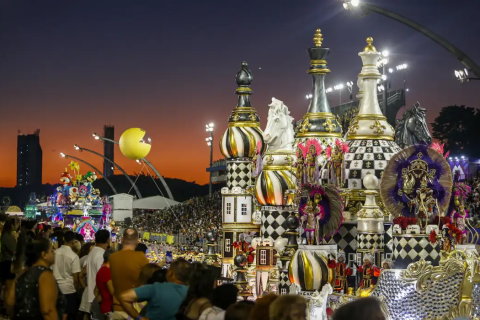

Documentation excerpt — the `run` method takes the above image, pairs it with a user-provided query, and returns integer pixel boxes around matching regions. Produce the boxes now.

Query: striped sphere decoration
[220,126,265,159]
[288,249,333,291]
[255,170,295,206]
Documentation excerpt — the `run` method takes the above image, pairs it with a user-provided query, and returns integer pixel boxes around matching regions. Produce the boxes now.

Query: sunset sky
[0,0,479,187]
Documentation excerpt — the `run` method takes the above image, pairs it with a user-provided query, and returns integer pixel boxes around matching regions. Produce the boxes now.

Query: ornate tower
[344,38,401,266]
[220,62,264,277]
[294,29,343,149]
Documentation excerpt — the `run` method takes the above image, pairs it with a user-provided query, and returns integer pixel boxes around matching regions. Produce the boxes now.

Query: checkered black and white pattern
[279,270,291,294]
[370,269,463,320]
[318,223,358,258]
[357,233,384,251]
[261,209,290,240]
[393,235,440,269]
[384,224,393,254]
[344,140,401,189]
[226,160,252,189]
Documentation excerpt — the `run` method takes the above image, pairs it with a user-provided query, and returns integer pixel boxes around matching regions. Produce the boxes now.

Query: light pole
[73,144,142,199]
[455,68,480,83]
[60,152,117,194]
[333,84,345,106]
[396,63,408,105]
[346,81,354,100]
[342,0,480,79]
[92,133,174,200]
[205,123,214,196]
[377,51,389,113]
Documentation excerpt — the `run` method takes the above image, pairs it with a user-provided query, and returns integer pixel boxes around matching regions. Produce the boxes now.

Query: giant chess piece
[344,37,401,191]
[233,253,252,299]
[356,174,384,265]
[395,102,432,149]
[203,230,218,266]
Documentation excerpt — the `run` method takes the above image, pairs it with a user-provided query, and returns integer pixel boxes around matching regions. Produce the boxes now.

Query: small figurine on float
[449,182,473,244]
[76,219,97,242]
[252,141,263,177]
[380,258,393,272]
[357,251,379,290]
[327,139,349,187]
[298,199,322,245]
[304,139,322,183]
[328,250,352,294]
[295,144,306,185]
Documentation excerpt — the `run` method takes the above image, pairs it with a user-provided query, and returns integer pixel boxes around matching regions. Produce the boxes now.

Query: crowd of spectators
[132,192,222,242]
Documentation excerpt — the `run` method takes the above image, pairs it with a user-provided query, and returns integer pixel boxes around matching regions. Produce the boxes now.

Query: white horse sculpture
[263,97,295,152]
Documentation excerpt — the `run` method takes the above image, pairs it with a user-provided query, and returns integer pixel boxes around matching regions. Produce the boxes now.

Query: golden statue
[305,145,317,183]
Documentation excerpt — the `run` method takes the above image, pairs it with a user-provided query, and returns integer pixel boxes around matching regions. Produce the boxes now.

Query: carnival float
[215,29,480,320]
[47,161,115,241]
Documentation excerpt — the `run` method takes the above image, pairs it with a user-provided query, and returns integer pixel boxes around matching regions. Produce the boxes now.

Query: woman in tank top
[6,237,65,320]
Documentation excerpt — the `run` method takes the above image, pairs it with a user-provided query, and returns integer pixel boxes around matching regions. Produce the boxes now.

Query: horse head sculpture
[263,97,295,152]
[395,102,432,149]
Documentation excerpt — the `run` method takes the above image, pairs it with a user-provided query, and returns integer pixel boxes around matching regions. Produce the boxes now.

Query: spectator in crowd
[110,228,149,319]
[52,231,81,320]
[199,284,238,320]
[250,294,278,320]
[224,302,254,320]
[119,258,191,320]
[177,267,216,320]
[269,295,307,320]
[135,243,148,255]
[6,238,66,320]
[1,219,17,282]
[147,269,167,284]
[332,297,384,320]
[79,230,110,318]
[132,192,222,246]
[93,249,115,320]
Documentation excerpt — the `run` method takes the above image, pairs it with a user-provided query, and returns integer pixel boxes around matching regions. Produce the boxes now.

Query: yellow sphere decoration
[119,128,152,160]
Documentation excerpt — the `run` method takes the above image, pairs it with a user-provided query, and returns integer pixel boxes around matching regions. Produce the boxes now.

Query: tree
[431,105,480,158]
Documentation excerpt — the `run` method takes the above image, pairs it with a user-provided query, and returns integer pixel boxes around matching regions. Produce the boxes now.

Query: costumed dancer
[357,251,379,289]
[327,139,349,187]
[328,250,352,294]
[252,141,263,177]
[305,139,322,184]
[295,143,307,185]
[298,198,324,245]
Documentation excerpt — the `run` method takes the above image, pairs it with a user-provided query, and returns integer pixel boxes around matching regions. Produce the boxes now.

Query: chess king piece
[344,37,400,190]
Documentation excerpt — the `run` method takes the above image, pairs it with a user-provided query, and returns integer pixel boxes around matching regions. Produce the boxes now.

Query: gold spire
[313,29,323,47]
[363,37,377,52]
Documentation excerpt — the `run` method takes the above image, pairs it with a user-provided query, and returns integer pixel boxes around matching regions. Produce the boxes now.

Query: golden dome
[363,37,377,52]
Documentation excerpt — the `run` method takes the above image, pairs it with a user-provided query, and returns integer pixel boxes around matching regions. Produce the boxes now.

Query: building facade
[17,130,42,187]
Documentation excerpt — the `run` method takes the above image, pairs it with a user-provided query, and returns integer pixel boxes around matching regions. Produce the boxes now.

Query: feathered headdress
[334,139,349,154]
[306,138,323,155]
[256,141,262,155]
[430,142,449,159]
[326,145,332,159]
[296,142,308,158]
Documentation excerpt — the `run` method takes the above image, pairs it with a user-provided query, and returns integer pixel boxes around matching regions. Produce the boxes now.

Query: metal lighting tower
[377,51,389,114]
[342,0,480,79]
[455,68,480,83]
[333,83,345,105]
[205,123,214,196]
[73,144,142,199]
[60,152,117,194]
[92,133,174,200]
